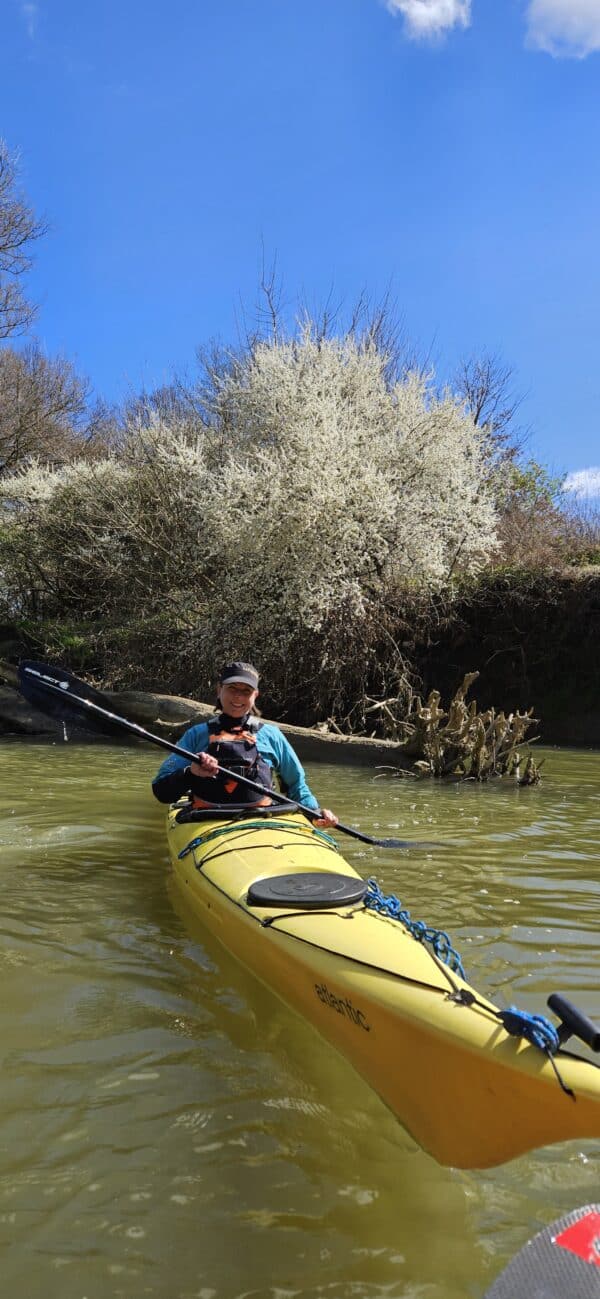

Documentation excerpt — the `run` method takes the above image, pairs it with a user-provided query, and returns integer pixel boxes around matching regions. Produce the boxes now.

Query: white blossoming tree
[0,326,499,711]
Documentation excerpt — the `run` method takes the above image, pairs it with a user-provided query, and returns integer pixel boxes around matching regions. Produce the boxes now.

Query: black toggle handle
[548,993,600,1052]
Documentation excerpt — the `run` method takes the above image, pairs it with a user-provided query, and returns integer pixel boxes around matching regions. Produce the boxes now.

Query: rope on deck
[363,877,466,979]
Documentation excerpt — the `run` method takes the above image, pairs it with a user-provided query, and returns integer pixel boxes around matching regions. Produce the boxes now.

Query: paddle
[483,1204,600,1298]
[17,660,417,849]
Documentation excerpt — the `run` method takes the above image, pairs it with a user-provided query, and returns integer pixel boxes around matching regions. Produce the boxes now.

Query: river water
[0,738,598,1298]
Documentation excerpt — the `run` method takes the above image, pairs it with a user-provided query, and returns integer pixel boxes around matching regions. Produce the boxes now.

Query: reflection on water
[0,738,598,1298]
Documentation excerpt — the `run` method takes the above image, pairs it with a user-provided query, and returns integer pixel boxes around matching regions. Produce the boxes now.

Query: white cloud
[21,2,39,40]
[564,467,600,498]
[525,0,600,58]
[385,0,472,40]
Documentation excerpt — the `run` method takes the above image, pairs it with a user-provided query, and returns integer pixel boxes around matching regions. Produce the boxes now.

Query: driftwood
[0,661,409,768]
[373,672,542,783]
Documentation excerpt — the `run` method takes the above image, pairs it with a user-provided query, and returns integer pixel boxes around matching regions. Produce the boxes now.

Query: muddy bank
[416,571,600,748]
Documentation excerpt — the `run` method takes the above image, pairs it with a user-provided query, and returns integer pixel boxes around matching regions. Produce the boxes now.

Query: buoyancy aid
[190,714,274,808]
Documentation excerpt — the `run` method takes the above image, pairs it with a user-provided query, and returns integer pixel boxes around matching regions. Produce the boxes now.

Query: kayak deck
[167,806,600,1169]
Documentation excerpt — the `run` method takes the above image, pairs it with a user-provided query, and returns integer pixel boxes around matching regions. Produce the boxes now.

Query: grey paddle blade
[18,659,124,738]
[484,1204,600,1298]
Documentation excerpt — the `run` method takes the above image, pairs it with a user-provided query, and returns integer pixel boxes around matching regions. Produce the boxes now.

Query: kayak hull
[167,807,600,1169]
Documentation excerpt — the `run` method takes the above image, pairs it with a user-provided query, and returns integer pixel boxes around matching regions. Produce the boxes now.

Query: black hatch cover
[247,871,367,909]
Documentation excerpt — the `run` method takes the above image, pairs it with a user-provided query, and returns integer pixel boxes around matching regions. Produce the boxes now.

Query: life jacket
[190,714,274,808]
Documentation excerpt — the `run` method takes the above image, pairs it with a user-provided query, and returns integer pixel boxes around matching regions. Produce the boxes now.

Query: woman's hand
[313,807,338,829]
[190,752,219,778]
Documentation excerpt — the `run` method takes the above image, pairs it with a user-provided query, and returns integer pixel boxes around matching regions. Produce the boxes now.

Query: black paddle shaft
[17,661,412,848]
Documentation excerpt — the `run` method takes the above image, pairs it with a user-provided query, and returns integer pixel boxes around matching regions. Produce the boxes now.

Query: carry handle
[547,993,600,1051]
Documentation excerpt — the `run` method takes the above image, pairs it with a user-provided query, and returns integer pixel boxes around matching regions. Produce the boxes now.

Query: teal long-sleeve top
[151,717,319,809]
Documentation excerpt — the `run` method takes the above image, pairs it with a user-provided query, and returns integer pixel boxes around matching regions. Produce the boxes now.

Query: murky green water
[1,738,599,1298]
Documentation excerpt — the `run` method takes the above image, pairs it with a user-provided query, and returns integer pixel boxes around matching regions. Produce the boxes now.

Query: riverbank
[416,570,600,747]
[0,670,405,768]
[1,568,598,749]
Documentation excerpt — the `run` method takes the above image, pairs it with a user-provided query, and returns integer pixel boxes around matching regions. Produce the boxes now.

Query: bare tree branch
[453,351,526,458]
[0,344,103,475]
[0,141,47,339]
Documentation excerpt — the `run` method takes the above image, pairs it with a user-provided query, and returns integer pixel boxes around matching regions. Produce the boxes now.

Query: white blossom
[0,331,498,671]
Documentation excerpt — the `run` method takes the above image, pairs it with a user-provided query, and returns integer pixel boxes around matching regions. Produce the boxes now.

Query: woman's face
[218,680,259,718]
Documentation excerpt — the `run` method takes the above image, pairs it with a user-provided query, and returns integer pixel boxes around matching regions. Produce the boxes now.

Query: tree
[0,344,107,477]
[492,459,600,569]
[0,319,506,716]
[0,141,46,340]
[453,352,524,458]
[0,325,499,652]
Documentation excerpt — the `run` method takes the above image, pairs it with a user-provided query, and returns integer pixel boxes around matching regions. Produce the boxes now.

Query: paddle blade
[374,836,445,849]
[483,1204,600,1298]
[373,837,414,849]
[356,834,445,850]
[18,660,127,738]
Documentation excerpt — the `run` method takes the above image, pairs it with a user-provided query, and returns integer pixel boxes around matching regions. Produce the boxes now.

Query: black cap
[219,661,260,689]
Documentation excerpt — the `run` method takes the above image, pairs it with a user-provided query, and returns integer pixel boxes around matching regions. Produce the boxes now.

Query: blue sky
[2,0,600,494]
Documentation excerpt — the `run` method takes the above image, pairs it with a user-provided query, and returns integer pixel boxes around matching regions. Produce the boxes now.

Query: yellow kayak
[167,804,600,1169]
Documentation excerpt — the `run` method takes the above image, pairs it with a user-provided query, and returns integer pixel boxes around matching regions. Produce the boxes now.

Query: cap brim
[222,675,259,687]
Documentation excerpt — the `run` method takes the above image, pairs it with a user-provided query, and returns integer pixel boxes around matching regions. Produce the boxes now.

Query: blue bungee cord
[363,879,567,1075]
[497,1007,560,1055]
[364,878,466,979]
[178,818,339,860]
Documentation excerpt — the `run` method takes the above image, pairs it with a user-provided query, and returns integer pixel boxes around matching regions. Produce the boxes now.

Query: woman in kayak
[152,661,338,829]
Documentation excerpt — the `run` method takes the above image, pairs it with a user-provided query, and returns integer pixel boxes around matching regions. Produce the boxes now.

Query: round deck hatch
[247,871,367,909]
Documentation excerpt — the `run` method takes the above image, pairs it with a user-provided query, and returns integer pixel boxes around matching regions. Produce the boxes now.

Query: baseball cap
[219,661,260,689]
